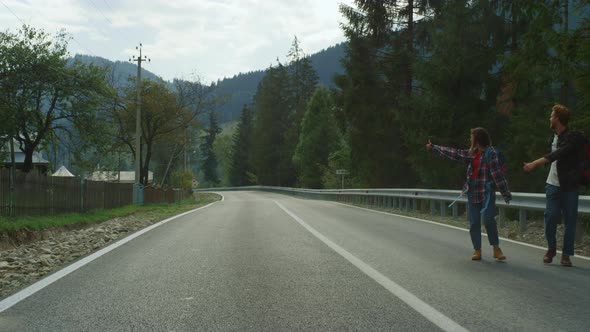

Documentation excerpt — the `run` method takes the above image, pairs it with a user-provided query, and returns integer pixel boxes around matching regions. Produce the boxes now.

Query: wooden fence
[144,186,192,204]
[0,169,192,216]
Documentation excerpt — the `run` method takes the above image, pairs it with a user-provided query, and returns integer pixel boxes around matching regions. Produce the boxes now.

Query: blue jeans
[467,180,499,250]
[544,184,578,256]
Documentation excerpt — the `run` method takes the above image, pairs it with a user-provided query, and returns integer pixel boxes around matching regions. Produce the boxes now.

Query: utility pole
[9,135,15,216]
[130,43,150,204]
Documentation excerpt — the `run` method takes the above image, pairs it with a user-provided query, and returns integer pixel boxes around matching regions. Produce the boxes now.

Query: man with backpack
[523,103,584,267]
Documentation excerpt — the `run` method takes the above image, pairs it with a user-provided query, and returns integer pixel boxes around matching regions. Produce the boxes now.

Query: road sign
[336,169,349,175]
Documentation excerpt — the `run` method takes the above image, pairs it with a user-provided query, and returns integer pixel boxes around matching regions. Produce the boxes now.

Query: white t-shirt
[546,134,560,186]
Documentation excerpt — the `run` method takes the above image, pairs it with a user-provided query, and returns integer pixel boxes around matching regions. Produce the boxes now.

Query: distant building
[1,139,50,173]
[87,171,154,184]
[52,165,75,177]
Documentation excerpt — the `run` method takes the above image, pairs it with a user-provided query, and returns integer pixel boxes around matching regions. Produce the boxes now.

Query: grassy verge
[0,192,221,234]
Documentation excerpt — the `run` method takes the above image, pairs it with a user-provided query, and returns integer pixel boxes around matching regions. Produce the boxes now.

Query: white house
[87,171,154,184]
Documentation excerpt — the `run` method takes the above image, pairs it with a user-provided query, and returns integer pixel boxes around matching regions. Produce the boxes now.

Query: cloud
[1,0,353,82]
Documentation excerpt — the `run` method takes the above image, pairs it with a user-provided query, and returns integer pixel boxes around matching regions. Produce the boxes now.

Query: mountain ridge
[73,42,346,123]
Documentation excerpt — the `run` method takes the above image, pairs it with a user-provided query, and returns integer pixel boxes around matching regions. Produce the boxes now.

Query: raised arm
[430,143,473,163]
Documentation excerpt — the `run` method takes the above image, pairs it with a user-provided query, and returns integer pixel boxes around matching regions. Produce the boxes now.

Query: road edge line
[0,201,218,313]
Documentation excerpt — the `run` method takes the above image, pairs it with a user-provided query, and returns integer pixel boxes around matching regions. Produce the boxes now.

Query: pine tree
[229,105,255,186]
[200,111,221,186]
[250,63,291,185]
[293,86,339,188]
[406,0,505,188]
[284,36,320,186]
[336,0,420,187]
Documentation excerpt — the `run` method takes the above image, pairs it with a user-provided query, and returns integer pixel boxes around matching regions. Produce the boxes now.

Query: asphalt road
[1,191,589,331]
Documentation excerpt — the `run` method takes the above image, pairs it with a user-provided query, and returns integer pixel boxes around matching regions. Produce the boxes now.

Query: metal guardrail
[194,186,590,232]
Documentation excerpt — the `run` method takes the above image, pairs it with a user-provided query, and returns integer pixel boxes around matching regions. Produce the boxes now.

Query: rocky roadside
[0,196,220,300]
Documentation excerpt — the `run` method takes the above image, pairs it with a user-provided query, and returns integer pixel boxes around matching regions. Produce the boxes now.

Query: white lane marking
[331,201,590,262]
[274,200,469,332]
[0,202,218,313]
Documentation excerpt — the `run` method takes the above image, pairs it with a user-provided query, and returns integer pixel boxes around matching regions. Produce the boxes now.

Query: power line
[70,38,94,56]
[87,0,137,58]
[1,0,96,55]
[102,0,114,12]
[88,0,112,25]
[1,0,25,25]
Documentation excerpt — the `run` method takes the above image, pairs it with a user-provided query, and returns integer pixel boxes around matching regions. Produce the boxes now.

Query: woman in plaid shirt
[426,127,512,261]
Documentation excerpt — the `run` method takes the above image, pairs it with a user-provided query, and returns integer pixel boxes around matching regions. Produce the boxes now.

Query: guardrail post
[412,199,417,212]
[392,197,398,209]
[519,209,527,232]
[452,203,458,218]
[430,200,436,216]
[498,208,506,228]
[440,201,446,217]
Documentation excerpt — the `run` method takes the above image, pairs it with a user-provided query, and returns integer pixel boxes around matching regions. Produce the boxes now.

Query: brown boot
[471,249,482,260]
[543,248,557,264]
[493,246,506,261]
[560,255,572,267]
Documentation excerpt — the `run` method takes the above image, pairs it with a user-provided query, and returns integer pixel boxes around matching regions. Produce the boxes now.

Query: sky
[1,0,354,84]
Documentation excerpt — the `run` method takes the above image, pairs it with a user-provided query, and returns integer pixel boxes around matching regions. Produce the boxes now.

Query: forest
[225,0,590,193]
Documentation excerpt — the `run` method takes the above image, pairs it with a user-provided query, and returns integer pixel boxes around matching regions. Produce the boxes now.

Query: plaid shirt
[432,145,512,203]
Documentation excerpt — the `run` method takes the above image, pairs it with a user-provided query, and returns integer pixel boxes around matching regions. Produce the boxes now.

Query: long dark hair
[470,127,491,154]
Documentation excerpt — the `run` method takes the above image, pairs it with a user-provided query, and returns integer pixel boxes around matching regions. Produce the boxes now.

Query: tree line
[0,25,220,189]
[225,0,590,193]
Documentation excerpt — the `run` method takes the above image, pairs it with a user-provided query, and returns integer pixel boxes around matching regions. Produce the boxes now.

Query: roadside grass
[0,192,221,234]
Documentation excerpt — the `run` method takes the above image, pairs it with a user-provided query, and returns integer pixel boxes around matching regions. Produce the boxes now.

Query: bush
[171,170,194,190]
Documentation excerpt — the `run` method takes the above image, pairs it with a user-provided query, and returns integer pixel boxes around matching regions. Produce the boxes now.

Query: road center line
[0,202,217,313]
[274,200,468,332]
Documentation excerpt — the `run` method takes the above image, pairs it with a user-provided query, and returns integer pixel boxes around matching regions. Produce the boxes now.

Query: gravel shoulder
[0,193,221,300]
